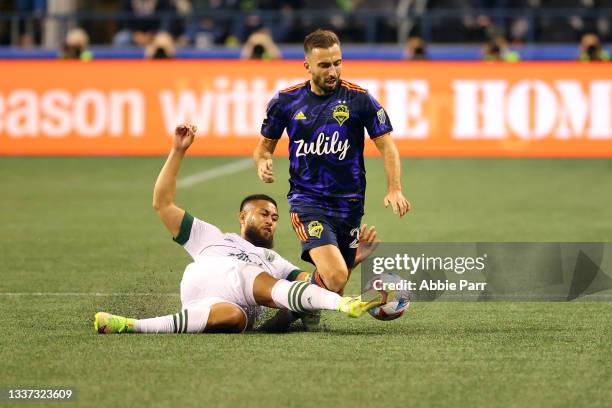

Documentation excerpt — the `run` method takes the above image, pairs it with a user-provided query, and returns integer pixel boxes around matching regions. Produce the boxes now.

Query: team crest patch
[377,108,386,125]
[263,249,276,262]
[307,221,324,239]
[332,104,350,126]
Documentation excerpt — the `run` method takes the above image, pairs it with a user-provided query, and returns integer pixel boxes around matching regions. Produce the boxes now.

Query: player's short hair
[303,29,340,54]
[240,194,278,212]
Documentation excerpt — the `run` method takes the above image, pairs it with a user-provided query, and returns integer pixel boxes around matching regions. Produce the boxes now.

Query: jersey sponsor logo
[294,131,350,160]
[332,104,350,126]
[294,111,307,120]
[230,251,252,262]
[228,250,263,267]
[307,221,324,239]
[377,108,386,125]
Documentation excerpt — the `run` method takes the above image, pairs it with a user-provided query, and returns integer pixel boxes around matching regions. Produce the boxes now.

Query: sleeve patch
[173,212,194,246]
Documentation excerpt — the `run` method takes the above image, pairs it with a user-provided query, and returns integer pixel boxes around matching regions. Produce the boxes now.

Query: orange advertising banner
[0,61,611,157]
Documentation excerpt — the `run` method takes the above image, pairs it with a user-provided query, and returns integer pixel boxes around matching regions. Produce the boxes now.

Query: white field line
[1,161,254,298]
[1,293,612,300]
[177,158,253,189]
[0,293,178,297]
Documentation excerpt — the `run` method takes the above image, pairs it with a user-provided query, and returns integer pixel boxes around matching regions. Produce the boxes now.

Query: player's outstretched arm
[152,124,196,237]
[253,136,278,183]
[373,134,411,217]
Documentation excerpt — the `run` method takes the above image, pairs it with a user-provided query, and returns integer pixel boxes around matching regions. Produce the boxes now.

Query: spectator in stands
[242,14,265,41]
[113,0,172,47]
[482,40,503,61]
[269,4,296,43]
[482,37,520,61]
[493,34,520,61]
[15,0,46,47]
[405,36,428,60]
[167,0,192,46]
[61,27,93,60]
[579,33,610,61]
[145,31,176,58]
[482,29,520,61]
[538,0,585,42]
[187,17,225,48]
[240,28,281,60]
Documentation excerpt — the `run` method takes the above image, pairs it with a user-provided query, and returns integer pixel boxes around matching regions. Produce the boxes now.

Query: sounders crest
[332,104,350,126]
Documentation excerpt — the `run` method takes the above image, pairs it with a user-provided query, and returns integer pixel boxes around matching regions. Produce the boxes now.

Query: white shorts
[180,258,266,324]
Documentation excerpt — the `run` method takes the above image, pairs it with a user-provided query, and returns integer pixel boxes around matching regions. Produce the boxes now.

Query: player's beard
[314,73,339,94]
[244,225,274,249]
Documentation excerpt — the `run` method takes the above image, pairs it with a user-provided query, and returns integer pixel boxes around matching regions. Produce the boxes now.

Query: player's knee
[224,308,247,333]
[205,304,247,334]
[321,267,349,292]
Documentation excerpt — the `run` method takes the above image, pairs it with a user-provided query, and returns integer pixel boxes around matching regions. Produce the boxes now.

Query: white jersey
[176,213,300,280]
[174,212,302,330]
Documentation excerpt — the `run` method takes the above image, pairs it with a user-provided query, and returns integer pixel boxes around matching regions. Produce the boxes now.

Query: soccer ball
[366,273,412,321]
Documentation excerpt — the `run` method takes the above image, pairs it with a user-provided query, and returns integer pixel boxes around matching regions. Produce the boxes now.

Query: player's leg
[95,260,251,334]
[94,300,247,334]
[253,271,339,311]
[245,267,383,318]
[308,245,349,293]
[290,212,349,293]
[180,261,248,332]
[313,215,362,293]
[200,302,246,333]
[337,216,362,281]
[258,309,299,333]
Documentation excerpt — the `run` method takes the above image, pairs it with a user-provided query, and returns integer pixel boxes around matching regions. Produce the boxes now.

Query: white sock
[134,315,173,333]
[271,280,342,313]
[134,307,210,334]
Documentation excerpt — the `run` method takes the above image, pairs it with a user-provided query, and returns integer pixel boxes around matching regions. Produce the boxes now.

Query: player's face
[240,200,279,249]
[305,44,342,95]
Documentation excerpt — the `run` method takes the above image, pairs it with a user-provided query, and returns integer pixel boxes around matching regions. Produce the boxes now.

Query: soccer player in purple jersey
[253,29,410,302]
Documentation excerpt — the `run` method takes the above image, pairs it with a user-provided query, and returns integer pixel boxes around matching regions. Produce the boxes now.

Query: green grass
[1,157,611,407]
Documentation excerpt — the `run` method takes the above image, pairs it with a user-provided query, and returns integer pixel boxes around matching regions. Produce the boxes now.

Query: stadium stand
[0,0,610,60]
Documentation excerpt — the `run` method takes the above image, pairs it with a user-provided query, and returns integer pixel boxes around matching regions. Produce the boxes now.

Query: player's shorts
[289,209,362,268]
[179,258,266,328]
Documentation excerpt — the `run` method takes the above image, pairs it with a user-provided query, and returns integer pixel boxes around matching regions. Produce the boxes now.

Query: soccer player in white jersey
[94,124,382,334]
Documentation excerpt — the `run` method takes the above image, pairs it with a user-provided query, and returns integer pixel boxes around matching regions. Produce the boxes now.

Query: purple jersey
[261,80,393,217]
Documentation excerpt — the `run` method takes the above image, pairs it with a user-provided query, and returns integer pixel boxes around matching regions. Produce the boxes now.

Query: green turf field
[1,157,611,407]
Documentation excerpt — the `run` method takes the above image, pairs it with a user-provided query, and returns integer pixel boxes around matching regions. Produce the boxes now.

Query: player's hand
[257,158,275,183]
[354,224,379,266]
[173,123,197,152]
[384,190,411,217]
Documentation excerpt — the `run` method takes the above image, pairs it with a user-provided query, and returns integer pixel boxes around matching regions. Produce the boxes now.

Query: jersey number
[349,228,360,249]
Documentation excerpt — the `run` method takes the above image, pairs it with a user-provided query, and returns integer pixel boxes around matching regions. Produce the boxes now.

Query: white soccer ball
[366,273,412,321]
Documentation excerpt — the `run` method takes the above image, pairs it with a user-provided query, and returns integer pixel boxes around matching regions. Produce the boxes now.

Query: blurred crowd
[424,0,612,43]
[0,0,609,61]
